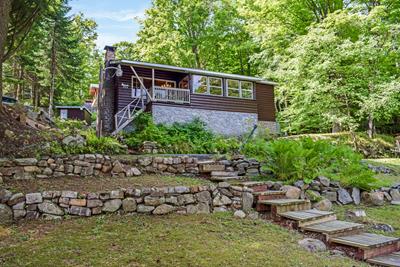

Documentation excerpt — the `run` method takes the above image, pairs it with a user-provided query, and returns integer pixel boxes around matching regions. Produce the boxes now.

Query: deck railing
[152,86,190,104]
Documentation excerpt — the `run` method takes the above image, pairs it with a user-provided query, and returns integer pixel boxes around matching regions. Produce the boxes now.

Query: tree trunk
[48,25,57,118]
[0,0,12,111]
[367,114,375,138]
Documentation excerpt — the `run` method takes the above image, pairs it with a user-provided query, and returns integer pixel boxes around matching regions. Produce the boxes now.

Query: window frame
[192,75,223,96]
[226,79,254,100]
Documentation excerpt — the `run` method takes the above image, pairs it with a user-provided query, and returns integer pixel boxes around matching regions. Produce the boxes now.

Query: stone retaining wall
[0,183,254,225]
[0,154,260,182]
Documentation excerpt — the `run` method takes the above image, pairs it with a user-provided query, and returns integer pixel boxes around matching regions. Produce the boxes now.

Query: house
[56,106,92,124]
[100,46,278,136]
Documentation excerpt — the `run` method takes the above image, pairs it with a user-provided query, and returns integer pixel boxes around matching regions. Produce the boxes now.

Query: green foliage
[54,118,87,135]
[244,138,377,190]
[124,113,240,154]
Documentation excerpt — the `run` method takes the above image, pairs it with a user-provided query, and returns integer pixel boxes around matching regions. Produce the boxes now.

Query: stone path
[243,182,400,267]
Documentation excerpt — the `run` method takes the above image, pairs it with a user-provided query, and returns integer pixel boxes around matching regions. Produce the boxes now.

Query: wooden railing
[152,86,190,104]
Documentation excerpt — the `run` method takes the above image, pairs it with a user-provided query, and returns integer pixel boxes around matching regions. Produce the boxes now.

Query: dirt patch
[2,175,211,194]
[0,105,59,158]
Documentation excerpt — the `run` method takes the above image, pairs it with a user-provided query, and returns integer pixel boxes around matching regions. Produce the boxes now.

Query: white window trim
[226,79,254,100]
[193,75,223,96]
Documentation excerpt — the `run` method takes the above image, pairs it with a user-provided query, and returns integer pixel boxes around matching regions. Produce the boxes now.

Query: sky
[69,0,152,49]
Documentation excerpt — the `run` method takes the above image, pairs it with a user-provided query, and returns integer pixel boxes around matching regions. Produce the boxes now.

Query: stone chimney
[104,45,116,62]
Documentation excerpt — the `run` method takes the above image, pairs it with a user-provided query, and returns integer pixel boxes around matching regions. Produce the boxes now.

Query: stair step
[258,199,309,206]
[211,171,238,177]
[331,233,399,249]
[253,190,285,196]
[279,209,336,227]
[199,164,226,173]
[302,220,364,235]
[367,252,400,267]
[209,176,244,182]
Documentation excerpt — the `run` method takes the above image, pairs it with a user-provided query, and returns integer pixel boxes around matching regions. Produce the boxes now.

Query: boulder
[195,191,211,203]
[0,189,12,204]
[122,198,137,212]
[62,135,86,146]
[337,189,353,205]
[390,189,400,201]
[102,199,122,212]
[38,201,64,216]
[298,238,327,253]
[305,190,321,202]
[318,176,330,187]
[313,199,332,211]
[242,192,254,211]
[112,161,125,173]
[153,204,175,215]
[25,193,43,204]
[281,185,301,199]
[0,204,13,225]
[345,210,366,220]
[362,192,385,206]
[372,223,394,233]
[234,210,246,219]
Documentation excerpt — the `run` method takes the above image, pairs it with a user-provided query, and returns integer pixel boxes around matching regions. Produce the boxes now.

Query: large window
[226,79,254,99]
[193,75,223,96]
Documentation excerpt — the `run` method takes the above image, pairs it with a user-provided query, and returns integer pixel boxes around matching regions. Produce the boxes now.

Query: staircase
[112,97,146,135]
[243,182,400,266]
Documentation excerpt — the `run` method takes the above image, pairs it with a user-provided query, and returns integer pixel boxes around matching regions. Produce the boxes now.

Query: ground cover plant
[243,137,377,190]
[0,213,366,267]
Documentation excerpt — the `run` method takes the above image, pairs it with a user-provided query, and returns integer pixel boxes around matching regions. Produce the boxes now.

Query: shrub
[244,137,377,190]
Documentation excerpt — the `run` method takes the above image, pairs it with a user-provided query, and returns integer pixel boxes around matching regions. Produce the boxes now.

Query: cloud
[87,9,146,22]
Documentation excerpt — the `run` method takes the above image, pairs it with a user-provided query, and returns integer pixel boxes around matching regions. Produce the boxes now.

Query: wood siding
[256,83,275,121]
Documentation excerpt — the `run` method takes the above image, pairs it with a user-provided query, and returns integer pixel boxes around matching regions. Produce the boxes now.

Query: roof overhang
[110,59,278,86]
[56,106,92,114]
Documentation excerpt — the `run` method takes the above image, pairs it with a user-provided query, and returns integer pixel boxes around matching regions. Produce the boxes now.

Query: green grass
[334,204,400,238]
[0,213,366,267]
[364,158,400,187]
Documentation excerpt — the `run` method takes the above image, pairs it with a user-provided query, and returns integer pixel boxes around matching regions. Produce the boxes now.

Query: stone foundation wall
[152,105,258,136]
[0,183,254,225]
[0,155,260,182]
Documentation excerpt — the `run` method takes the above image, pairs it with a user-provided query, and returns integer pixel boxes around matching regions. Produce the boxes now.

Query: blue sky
[69,0,152,48]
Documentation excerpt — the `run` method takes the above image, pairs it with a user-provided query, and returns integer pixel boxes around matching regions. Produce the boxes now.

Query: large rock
[0,204,13,225]
[318,176,330,187]
[362,192,385,206]
[242,192,254,211]
[337,189,353,204]
[112,161,125,173]
[25,193,43,204]
[0,189,12,204]
[62,135,86,146]
[305,190,321,202]
[102,199,122,212]
[38,201,64,216]
[313,199,332,211]
[298,238,327,253]
[144,196,165,206]
[14,158,38,166]
[153,204,175,215]
[372,223,394,233]
[137,205,155,213]
[7,193,25,206]
[122,198,137,212]
[234,210,246,219]
[69,206,91,217]
[281,185,301,199]
[351,188,361,205]
[195,191,211,203]
[390,189,400,201]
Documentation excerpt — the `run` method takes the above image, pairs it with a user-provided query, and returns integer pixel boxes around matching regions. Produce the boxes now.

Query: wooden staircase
[247,183,400,266]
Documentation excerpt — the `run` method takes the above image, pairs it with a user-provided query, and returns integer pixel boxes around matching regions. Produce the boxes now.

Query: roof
[56,106,92,114]
[110,59,278,86]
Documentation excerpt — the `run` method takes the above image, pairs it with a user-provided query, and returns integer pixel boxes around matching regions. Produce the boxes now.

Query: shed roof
[110,60,277,86]
[55,106,92,114]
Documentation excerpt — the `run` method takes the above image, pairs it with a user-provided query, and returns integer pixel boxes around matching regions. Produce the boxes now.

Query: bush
[54,118,87,135]
[124,113,241,154]
[244,137,377,190]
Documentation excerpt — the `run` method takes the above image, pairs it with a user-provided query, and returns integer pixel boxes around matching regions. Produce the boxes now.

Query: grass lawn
[334,204,400,238]
[364,158,400,187]
[3,175,211,194]
[0,213,366,267]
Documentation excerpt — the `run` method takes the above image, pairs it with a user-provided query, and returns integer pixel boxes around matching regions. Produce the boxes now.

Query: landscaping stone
[110,190,124,199]
[305,190,321,202]
[391,200,400,205]
[337,188,353,204]
[175,186,190,194]
[14,158,38,166]
[318,176,330,187]
[351,188,361,205]
[247,211,259,220]
[0,189,12,204]
[69,206,91,217]
[69,199,87,207]
[102,199,122,212]
[178,194,195,205]
[322,191,337,202]
[313,199,332,211]
[38,201,64,216]
[61,191,78,198]
[0,204,13,225]
[372,223,394,233]
[13,209,26,219]
[7,193,25,206]
[87,199,103,208]
[137,205,155,213]
[153,204,175,215]
[196,202,210,214]
[298,238,327,253]
[345,210,366,220]
[242,192,253,211]
[195,191,211,203]
[122,198,137,212]
[144,196,165,206]
[234,210,246,219]
[390,189,400,201]
[25,193,43,204]
[362,191,385,206]
[281,185,301,199]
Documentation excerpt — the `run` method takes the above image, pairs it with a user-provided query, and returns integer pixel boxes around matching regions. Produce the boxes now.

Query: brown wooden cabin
[56,106,92,124]
[101,46,278,136]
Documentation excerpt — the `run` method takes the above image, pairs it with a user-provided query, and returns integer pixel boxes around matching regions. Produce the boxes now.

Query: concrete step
[256,199,311,214]
[279,209,336,227]
[331,233,400,260]
[367,251,400,267]
[302,220,364,240]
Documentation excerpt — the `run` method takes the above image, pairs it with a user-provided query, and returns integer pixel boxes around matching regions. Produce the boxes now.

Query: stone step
[209,176,244,182]
[199,164,226,173]
[236,181,271,192]
[211,171,238,177]
[367,252,400,267]
[258,199,309,206]
[253,190,286,201]
[331,233,400,260]
[278,209,336,227]
[302,220,364,240]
